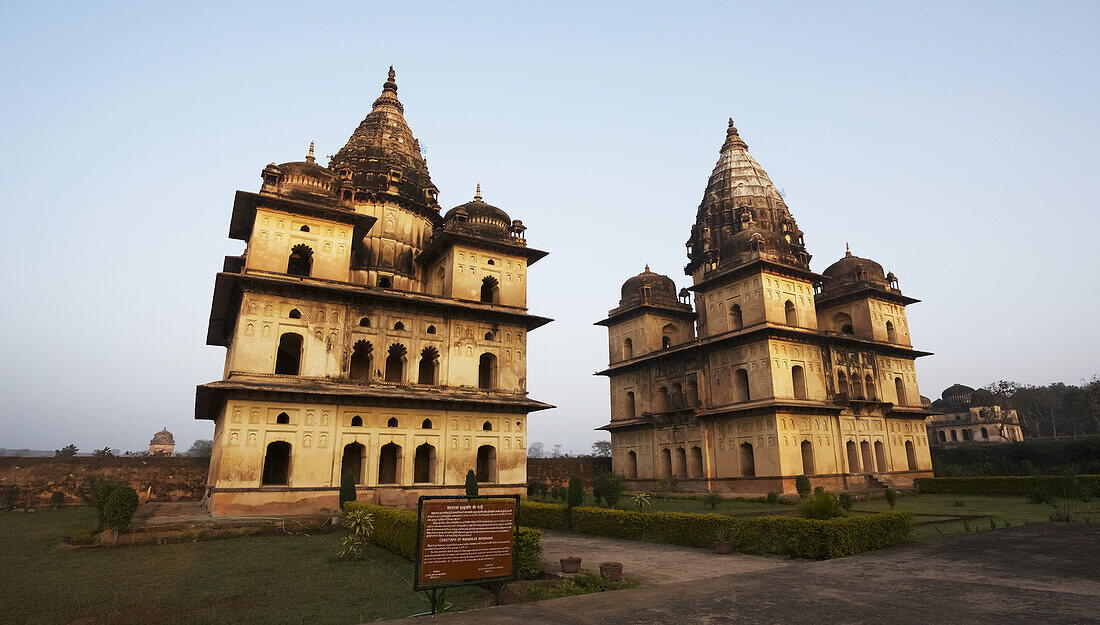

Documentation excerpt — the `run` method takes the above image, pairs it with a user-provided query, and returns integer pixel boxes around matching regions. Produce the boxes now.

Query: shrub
[838,493,853,511]
[339,473,356,507]
[343,502,543,580]
[551,485,567,502]
[101,486,139,530]
[1028,477,1052,505]
[50,491,65,506]
[527,481,549,499]
[702,491,722,510]
[568,506,912,559]
[526,569,634,600]
[567,477,584,509]
[594,472,626,508]
[465,470,479,497]
[795,475,811,498]
[68,529,97,545]
[915,476,1100,496]
[800,490,846,520]
[518,500,569,531]
[884,488,897,509]
[631,492,651,510]
[766,492,780,506]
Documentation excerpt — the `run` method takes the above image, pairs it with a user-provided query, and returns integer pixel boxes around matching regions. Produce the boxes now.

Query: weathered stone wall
[526,457,611,487]
[0,457,209,506]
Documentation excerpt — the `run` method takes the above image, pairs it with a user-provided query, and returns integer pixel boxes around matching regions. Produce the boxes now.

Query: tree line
[983,376,1100,439]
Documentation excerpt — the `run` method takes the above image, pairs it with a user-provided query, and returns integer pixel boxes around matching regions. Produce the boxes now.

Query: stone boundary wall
[0,457,209,506]
[526,457,612,487]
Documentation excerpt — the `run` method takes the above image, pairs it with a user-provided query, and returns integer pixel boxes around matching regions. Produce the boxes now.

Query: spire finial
[383,65,398,92]
[845,242,851,257]
[474,183,482,201]
[721,117,746,152]
[644,264,651,273]
[306,141,315,163]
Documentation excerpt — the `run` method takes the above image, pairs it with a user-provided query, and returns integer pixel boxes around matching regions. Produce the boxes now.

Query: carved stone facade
[597,120,934,494]
[197,69,551,516]
[926,384,1024,446]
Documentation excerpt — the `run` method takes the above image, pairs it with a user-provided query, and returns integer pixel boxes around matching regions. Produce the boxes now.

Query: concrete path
[399,523,1100,624]
[538,529,793,585]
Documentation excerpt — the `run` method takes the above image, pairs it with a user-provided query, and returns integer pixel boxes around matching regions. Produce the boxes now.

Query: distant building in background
[926,384,1023,446]
[148,428,176,456]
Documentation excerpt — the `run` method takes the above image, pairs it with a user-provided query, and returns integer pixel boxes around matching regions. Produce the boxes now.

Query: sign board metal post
[414,494,520,613]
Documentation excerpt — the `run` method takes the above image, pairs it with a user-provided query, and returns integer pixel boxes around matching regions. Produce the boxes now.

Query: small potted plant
[599,561,623,581]
[560,556,582,573]
[714,525,733,554]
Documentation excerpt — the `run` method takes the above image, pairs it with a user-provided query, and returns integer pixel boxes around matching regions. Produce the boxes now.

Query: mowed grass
[850,493,1088,541]
[0,507,487,625]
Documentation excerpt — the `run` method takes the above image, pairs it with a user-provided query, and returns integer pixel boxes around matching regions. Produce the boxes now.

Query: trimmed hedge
[530,506,911,560]
[343,502,542,580]
[518,500,570,530]
[914,475,1100,496]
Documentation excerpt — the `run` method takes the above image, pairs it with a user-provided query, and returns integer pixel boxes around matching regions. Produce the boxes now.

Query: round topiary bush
[102,486,140,530]
[795,475,811,498]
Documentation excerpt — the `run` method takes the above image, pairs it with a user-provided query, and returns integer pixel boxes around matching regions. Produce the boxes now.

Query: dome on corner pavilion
[619,266,679,308]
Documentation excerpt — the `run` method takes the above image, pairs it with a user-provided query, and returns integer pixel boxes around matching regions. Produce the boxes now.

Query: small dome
[619,266,679,308]
[920,395,932,407]
[941,383,975,406]
[150,428,175,445]
[719,225,794,262]
[969,388,995,406]
[822,247,887,292]
[442,186,513,240]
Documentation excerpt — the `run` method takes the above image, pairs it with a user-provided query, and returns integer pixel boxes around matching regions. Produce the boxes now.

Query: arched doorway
[275,333,303,375]
[478,353,497,389]
[690,446,703,478]
[675,447,687,478]
[349,340,372,382]
[261,441,291,485]
[414,444,436,483]
[660,448,672,478]
[341,442,365,485]
[874,440,887,473]
[800,440,816,475]
[626,450,638,479]
[860,440,873,473]
[739,442,756,477]
[904,440,917,471]
[385,344,406,383]
[476,445,497,482]
[378,443,401,484]
[846,440,860,473]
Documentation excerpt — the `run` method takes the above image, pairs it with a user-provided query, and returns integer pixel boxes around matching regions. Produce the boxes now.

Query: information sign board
[414,495,519,591]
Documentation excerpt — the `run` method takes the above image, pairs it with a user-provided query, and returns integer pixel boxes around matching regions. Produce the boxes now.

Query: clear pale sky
[1,1,1097,454]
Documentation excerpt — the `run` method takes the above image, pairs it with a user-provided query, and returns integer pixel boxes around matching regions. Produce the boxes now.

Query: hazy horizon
[2,1,1098,454]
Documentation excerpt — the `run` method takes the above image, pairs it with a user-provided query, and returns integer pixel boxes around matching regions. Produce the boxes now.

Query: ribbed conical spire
[721,118,748,152]
[328,67,438,210]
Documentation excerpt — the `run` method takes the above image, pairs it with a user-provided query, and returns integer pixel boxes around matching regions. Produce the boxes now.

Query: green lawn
[1,507,487,625]
[850,493,1091,541]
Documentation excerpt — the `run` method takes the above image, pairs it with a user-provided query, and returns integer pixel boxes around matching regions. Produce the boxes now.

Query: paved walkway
[398,523,1100,624]
[538,529,792,585]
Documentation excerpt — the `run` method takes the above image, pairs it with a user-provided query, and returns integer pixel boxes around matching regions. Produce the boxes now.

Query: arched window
[675,447,687,478]
[378,443,401,484]
[785,300,797,326]
[433,267,445,295]
[874,440,887,472]
[385,344,407,383]
[690,446,703,478]
[349,340,372,382]
[275,333,303,375]
[660,448,672,478]
[378,276,392,289]
[734,369,750,402]
[341,442,365,485]
[350,415,363,427]
[938,430,946,443]
[359,317,371,327]
[625,391,636,419]
[288,308,301,319]
[261,441,291,485]
[886,320,897,343]
[656,386,669,412]
[661,323,678,349]
[421,418,432,429]
[426,325,436,334]
[276,412,290,425]
[286,244,313,277]
[626,450,638,479]
[478,353,497,389]
[850,376,864,400]
[894,377,907,406]
[623,338,633,360]
[865,374,877,400]
[418,347,439,385]
[739,442,755,477]
[981,427,989,439]
[792,365,807,399]
[962,429,971,441]
[686,380,699,407]
[729,304,743,331]
[672,383,685,408]
[484,331,495,341]
[393,321,405,331]
[951,429,958,442]
[800,440,816,475]
[861,440,873,472]
[482,421,493,431]
[905,440,917,471]
[481,276,499,304]
[476,445,497,482]
[387,417,398,428]
[834,312,854,334]
[300,225,310,232]
[837,372,849,397]
[414,443,436,483]
[846,440,860,472]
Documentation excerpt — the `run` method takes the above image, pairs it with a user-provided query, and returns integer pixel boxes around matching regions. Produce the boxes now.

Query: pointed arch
[385,344,407,383]
[350,340,372,382]
[478,353,497,389]
[275,333,303,375]
[784,299,797,326]
[729,304,743,331]
[286,244,313,277]
[418,346,439,385]
[481,276,499,303]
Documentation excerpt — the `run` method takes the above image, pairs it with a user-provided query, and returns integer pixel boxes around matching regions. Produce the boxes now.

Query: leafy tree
[795,475,811,498]
[92,447,114,457]
[54,444,77,458]
[799,489,846,519]
[339,473,357,506]
[884,488,898,508]
[838,492,853,511]
[465,470,479,497]
[527,442,545,458]
[566,476,584,508]
[188,439,213,458]
[590,441,612,457]
[594,471,625,507]
[552,444,563,458]
[102,486,140,530]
